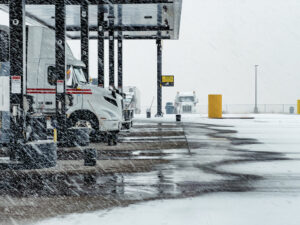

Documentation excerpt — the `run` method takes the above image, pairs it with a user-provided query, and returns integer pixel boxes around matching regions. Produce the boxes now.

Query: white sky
[1,0,300,111]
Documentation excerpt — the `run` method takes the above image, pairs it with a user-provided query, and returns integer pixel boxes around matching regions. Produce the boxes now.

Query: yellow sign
[162,76,174,83]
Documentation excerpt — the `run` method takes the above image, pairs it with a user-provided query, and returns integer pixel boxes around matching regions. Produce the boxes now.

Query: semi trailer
[0,25,123,144]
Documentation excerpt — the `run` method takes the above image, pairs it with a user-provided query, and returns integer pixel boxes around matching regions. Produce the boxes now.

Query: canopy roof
[0,0,182,40]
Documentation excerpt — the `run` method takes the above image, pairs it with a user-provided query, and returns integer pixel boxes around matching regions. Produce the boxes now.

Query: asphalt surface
[0,118,296,224]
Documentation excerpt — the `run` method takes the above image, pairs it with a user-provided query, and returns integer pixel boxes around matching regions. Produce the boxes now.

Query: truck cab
[0,25,123,137]
[174,91,198,114]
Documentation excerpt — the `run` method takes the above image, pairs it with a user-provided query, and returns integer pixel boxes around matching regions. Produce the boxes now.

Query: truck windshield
[73,67,87,84]
[179,96,194,102]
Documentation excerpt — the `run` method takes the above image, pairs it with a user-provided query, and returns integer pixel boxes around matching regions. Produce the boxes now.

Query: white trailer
[0,62,10,145]
[174,91,198,114]
[0,25,123,143]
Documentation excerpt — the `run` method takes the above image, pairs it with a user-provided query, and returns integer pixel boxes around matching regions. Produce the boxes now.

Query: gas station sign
[162,75,174,87]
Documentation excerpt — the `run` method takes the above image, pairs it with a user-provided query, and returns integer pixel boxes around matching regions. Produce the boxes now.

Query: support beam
[23,0,174,5]
[70,35,171,40]
[66,25,171,32]
[108,4,115,88]
[55,0,66,137]
[117,4,123,92]
[98,4,104,87]
[81,3,89,81]
[9,0,26,154]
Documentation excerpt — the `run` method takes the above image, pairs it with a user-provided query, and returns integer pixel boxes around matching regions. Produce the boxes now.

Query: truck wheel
[68,112,99,131]
[75,120,92,129]
[68,113,99,143]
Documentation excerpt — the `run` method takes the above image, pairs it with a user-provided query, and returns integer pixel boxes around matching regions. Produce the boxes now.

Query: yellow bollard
[53,128,57,143]
[298,100,300,114]
[208,95,222,118]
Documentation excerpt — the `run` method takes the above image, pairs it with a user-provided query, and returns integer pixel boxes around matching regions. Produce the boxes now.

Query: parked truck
[174,91,198,114]
[123,86,141,115]
[0,25,123,144]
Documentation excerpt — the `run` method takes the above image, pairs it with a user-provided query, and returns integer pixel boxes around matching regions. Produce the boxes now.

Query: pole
[254,65,259,113]
[109,5,115,89]
[156,4,163,117]
[81,3,89,81]
[156,39,162,117]
[98,4,104,87]
[117,4,123,92]
[55,0,66,139]
[9,0,25,159]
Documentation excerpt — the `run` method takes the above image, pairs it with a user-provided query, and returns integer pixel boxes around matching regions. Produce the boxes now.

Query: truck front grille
[182,105,192,113]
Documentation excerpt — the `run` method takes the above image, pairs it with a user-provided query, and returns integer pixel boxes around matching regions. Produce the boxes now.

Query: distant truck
[174,92,198,114]
[123,86,141,114]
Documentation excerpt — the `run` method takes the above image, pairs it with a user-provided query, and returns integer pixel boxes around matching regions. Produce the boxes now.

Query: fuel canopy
[0,0,182,40]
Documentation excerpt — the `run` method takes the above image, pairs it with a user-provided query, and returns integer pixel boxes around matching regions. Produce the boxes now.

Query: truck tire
[68,111,99,130]
[68,111,99,142]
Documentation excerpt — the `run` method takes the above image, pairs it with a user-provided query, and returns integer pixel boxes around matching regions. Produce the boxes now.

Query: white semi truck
[174,91,198,114]
[0,25,123,144]
[123,86,141,114]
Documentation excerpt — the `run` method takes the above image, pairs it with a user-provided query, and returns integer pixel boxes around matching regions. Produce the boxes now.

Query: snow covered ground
[34,192,300,225]
[33,114,300,225]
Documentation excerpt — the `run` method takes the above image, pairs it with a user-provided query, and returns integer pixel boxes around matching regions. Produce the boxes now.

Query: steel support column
[109,4,115,88]
[55,0,66,137]
[117,39,123,91]
[156,39,162,117]
[117,4,123,92]
[156,4,163,117]
[81,3,89,81]
[97,4,104,87]
[9,0,26,154]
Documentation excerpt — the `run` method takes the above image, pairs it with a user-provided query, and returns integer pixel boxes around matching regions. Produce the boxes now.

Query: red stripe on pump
[27,88,55,91]
[27,92,56,94]
[27,88,92,95]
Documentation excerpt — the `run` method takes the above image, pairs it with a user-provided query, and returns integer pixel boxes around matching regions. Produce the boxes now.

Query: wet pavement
[0,117,298,224]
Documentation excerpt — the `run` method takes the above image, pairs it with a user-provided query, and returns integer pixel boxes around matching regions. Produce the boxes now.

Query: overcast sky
[1,0,300,111]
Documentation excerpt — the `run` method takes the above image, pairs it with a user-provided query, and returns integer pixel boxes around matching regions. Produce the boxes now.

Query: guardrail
[140,104,299,115]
